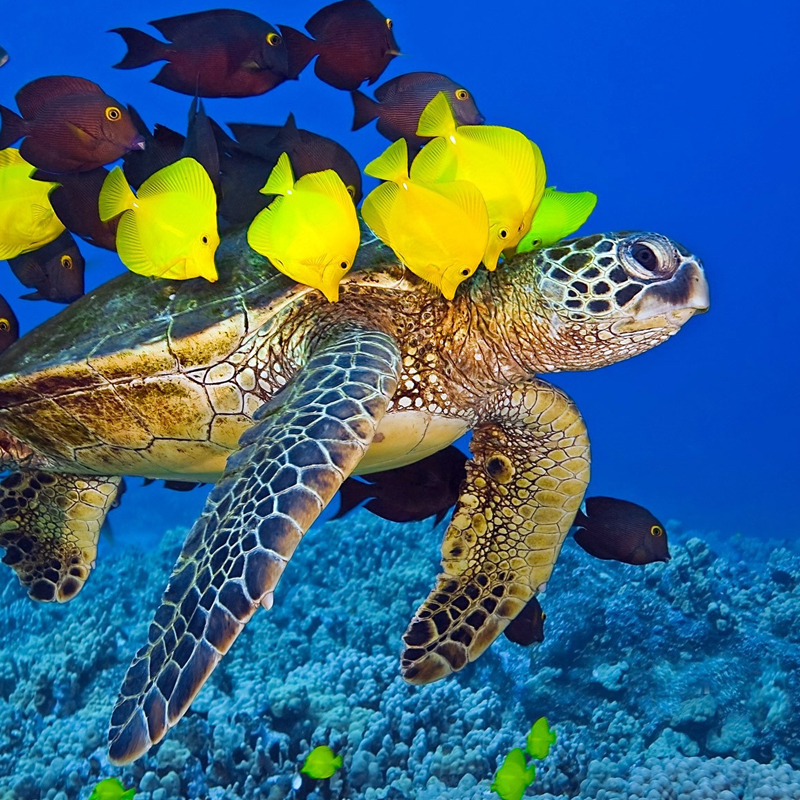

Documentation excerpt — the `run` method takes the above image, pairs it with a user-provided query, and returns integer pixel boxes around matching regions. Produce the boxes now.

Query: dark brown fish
[333,445,467,524]
[0,295,19,354]
[33,168,119,251]
[352,72,484,149]
[0,76,145,172]
[142,478,204,492]
[112,10,291,98]
[183,98,220,193]
[227,113,362,202]
[503,596,546,647]
[280,0,400,91]
[7,230,85,303]
[573,496,670,566]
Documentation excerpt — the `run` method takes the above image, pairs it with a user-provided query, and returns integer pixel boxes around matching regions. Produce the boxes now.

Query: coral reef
[0,507,799,799]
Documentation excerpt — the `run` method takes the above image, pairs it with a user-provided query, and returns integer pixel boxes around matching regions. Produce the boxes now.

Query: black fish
[184,98,220,192]
[112,10,290,98]
[503,596,546,647]
[34,168,118,251]
[0,295,19,354]
[333,445,467,524]
[142,478,204,492]
[280,0,400,90]
[0,75,144,172]
[0,46,8,68]
[227,113,362,202]
[352,72,484,149]
[7,230,85,303]
[573,496,670,565]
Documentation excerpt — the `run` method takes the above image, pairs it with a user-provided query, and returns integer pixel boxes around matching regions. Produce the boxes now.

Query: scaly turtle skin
[0,227,709,763]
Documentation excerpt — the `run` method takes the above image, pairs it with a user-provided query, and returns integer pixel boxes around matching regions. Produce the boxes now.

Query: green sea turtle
[0,227,708,763]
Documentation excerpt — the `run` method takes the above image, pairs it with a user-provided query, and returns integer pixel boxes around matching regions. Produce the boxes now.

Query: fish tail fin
[331,478,372,520]
[19,291,45,301]
[416,91,457,139]
[546,188,598,234]
[110,27,165,70]
[351,90,379,131]
[98,167,136,222]
[364,139,409,182]
[572,506,588,527]
[0,105,28,149]
[262,152,295,196]
[278,25,318,79]
[333,754,343,769]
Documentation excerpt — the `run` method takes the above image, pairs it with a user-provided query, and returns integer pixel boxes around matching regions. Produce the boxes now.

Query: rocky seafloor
[1,501,799,800]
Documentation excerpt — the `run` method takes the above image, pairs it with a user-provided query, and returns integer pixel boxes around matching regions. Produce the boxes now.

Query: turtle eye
[266,32,282,46]
[105,106,122,121]
[650,525,663,537]
[619,233,678,280]
[340,261,349,269]
[0,319,8,332]
[60,255,73,269]
[455,89,469,101]
[345,185,356,199]
[386,17,393,28]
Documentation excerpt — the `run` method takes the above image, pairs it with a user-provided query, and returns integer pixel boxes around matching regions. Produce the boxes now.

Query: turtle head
[518,231,709,370]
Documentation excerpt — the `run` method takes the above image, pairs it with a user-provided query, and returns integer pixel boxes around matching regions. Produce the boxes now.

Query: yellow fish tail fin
[364,139,409,182]
[115,209,154,276]
[98,166,136,222]
[409,136,458,184]
[333,754,343,769]
[138,157,216,207]
[547,188,597,229]
[416,91,458,139]
[361,181,400,247]
[262,152,295,196]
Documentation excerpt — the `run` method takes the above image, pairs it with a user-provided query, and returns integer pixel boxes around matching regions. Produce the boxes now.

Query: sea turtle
[0,226,708,763]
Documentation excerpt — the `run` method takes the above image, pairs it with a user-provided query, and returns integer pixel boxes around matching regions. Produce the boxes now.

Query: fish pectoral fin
[107,324,401,765]
[401,378,590,684]
[65,120,94,143]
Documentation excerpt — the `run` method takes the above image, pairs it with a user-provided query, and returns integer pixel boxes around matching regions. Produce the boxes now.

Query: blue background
[0,0,797,542]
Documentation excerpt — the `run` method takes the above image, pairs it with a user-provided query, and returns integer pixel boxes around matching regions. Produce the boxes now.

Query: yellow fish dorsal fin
[98,166,136,222]
[262,152,295,196]
[138,157,215,207]
[361,181,401,247]
[429,179,488,228]
[0,148,28,169]
[364,139,409,182]
[416,91,458,139]
[296,168,352,205]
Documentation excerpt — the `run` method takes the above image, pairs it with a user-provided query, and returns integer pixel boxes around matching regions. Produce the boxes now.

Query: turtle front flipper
[401,379,590,684]
[0,470,121,602]
[108,325,401,765]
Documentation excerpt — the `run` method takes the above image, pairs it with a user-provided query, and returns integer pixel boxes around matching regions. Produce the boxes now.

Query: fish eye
[202,236,209,244]
[340,261,349,269]
[266,32,282,46]
[0,319,8,331]
[60,255,73,269]
[532,238,542,247]
[455,89,470,101]
[499,228,508,239]
[386,18,393,28]
[650,525,663,537]
[461,268,470,276]
[105,106,122,122]
[346,185,356,199]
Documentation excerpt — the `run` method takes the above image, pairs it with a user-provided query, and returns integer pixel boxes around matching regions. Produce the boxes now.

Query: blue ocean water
[0,1,799,798]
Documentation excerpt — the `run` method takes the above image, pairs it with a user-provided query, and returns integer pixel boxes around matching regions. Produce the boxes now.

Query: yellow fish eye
[60,255,73,269]
[0,319,8,331]
[386,18,393,28]
[455,89,470,101]
[267,32,282,46]
[499,228,509,239]
[346,185,356,199]
[460,268,470,276]
[650,525,663,537]
[201,236,209,245]
[105,106,122,122]
[340,261,349,269]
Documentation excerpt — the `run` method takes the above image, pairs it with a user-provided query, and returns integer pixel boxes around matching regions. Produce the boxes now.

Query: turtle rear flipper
[0,470,121,602]
[108,324,401,765]
[401,379,590,683]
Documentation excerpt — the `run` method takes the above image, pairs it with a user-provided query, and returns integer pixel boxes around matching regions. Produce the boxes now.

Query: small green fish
[515,188,597,252]
[491,748,535,800]
[525,717,557,759]
[301,745,343,779]
[89,777,135,800]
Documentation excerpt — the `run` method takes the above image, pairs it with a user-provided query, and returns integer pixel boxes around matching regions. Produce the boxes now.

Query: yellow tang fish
[412,92,546,270]
[98,157,219,282]
[247,152,359,303]
[491,748,536,800]
[0,148,64,260]
[361,138,488,300]
[301,745,343,780]
[515,188,597,253]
